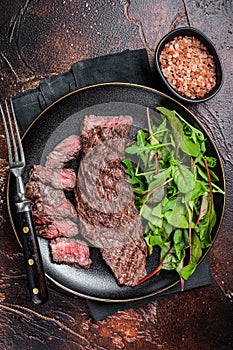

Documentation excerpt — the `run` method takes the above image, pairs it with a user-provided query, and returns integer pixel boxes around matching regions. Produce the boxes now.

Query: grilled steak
[45,134,82,169]
[29,165,76,191]
[35,217,79,239]
[25,135,82,242]
[50,237,91,268]
[81,115,133,156]
[100,238,147,286]
[36,224,61,239]
[26,181,65,206]
[35,220,78,239]
[79,215,145,249]
[28,186,79,238]
[77,138,133,214]
[26,181,78,224]
[33,200,78,222]
[75,115,147,286]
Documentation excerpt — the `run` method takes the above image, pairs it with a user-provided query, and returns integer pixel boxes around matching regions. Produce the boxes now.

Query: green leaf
[180,263,197,280]
[162,197,177,212]
[191,233,203,264]
[152,202,163,218]
[137,129,149,146]
[145,168,172,202]
[195,159,220,182]
[180,134,201,157]
[174,229,187,260]
[157,107,184,152]
[198,207,216,247]
[190,180,208,200]
[162,220,173,237]
[212,183,225,195]
[122,158,146,190]
[204,156,217,168]
[172,164,195,193]
[164,205,189,228]
[140,204,163,226]
[160,243,178,270]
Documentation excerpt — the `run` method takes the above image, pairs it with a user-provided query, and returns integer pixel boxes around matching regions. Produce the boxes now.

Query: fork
[1,99,48,305]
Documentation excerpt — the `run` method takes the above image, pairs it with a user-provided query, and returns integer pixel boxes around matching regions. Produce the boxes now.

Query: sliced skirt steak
[75,115,147,286]
[81,115,133,156]
[25,135,82,242]
[50,237,91,269]
[45,134,82,169]
[29,165,76,191]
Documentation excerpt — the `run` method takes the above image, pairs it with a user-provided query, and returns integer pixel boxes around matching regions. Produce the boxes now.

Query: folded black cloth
[12,49,213,320]
[12,49,153,131]
[87,258,213,321]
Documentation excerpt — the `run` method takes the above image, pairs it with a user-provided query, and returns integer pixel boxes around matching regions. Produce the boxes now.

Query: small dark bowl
[154,27,223,103]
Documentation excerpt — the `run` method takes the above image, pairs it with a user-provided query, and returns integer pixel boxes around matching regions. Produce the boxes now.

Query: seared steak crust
[45,134,82,169]
[100,238,147,287]
[81,115,133,156]
[76,115,147,286]
[26,136,82,242]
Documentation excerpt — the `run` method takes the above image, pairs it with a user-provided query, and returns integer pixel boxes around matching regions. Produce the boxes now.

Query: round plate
[7,83,226,302]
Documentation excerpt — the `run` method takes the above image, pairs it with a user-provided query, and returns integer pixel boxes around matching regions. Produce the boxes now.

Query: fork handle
[16,208,48,305]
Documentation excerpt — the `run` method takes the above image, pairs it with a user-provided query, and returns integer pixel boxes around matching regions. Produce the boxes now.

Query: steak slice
[81,115,133,156]
[26,181,65,207]
[45,135,82,169]
[75,188,138,228]
[28,186,78,224]
[29,165,76,191]
[50,237,91,269]
[76,115,147,286]
[79,215,145,249]
[25,134,82,242]
[77,138,133,214]
[100,239,147,287]
[36,218,79,239]
[36,224,61,239]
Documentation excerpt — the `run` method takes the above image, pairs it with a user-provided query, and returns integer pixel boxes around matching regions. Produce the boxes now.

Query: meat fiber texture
[26,135,92,269]
[45,134,82,168]
[30,165,77,190]
[75,115,147,286]
[50,237,91,269]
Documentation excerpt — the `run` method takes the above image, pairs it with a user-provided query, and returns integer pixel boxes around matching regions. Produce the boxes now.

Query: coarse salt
[159,35,216,99]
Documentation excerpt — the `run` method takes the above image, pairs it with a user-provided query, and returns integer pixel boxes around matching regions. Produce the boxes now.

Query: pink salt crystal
[159,35,217,99]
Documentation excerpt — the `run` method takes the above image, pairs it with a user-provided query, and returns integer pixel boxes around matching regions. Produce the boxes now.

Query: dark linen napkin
[87,258,213,321]
[12,49,153,131]
[12,49,213,320]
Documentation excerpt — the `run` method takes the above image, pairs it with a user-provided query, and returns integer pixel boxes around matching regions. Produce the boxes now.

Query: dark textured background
[0,1,232,349]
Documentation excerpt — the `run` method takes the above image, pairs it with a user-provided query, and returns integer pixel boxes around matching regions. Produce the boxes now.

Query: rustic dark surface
[0,1,232,349]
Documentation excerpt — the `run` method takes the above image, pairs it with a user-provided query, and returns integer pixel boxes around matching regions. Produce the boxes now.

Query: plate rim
[7,82,226,302]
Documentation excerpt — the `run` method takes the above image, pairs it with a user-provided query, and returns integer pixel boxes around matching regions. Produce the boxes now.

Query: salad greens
[122,106,224,286]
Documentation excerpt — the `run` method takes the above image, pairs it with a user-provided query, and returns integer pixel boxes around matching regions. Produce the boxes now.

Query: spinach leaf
[180,263,197,280]
[171,164,195,193]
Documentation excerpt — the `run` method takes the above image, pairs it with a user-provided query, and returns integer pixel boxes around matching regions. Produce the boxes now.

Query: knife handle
[17,209,48,305]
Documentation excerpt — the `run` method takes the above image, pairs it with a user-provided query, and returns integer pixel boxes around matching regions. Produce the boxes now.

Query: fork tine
[10,98,25,164]
[0,103,13,164]
[5,99,20,163]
